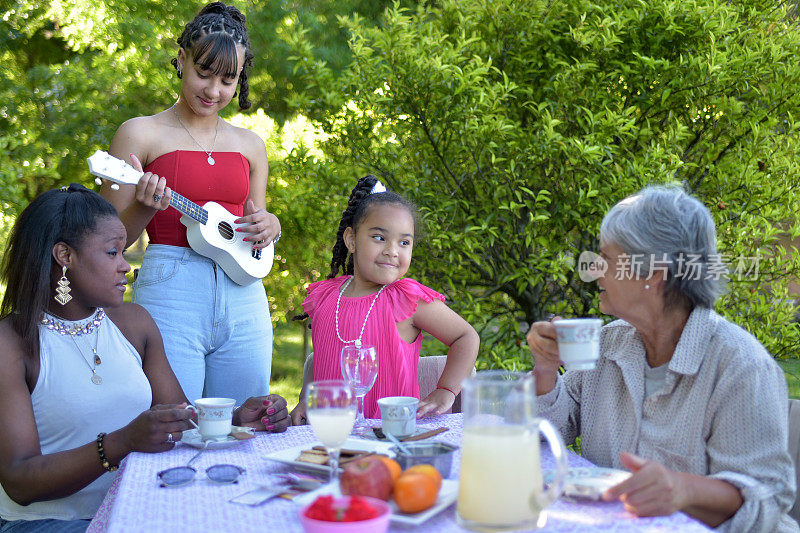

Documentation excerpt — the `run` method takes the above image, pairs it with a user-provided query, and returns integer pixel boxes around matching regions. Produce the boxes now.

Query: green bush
[285,0,800,368]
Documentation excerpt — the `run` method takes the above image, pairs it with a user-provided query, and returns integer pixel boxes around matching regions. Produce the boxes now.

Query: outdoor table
[87,414,710,532]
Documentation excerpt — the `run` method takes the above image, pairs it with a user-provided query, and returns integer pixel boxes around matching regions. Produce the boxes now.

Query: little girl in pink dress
[292,176,479,422]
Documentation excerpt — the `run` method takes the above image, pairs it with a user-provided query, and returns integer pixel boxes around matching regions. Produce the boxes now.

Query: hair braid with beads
[292,175,418,322]
[171,2,254,110]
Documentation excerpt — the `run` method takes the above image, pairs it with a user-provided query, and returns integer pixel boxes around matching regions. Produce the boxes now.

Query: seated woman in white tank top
[0,184,291,532]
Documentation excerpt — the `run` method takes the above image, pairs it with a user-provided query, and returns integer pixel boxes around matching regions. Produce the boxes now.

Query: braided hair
[293,176,418,322]
[0,184,118,359]
[171,2,254,110]
[327,175,418,279]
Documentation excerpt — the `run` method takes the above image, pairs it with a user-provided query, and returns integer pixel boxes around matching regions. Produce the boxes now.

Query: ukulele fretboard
[168,191,208,225]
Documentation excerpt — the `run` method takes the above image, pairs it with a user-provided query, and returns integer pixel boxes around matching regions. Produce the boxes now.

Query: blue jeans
[0,518,88,532]
[133,244,273,405]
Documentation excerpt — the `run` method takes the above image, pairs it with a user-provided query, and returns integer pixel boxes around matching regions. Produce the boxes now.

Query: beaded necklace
[41,308,105,336]
[41,309,105,385]
[335,277,387,349]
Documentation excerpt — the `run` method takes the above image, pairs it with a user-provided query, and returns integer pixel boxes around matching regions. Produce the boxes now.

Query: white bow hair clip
[370,181,387,194]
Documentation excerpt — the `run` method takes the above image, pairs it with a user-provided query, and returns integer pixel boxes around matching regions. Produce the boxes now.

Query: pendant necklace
[335,277,387,349]
[172,105,219,166]
[41,308,105,385]
[70,325,103,385]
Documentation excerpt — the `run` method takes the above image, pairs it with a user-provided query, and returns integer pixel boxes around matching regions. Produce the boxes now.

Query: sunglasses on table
[157,441,245,487]
[157,463,246,487]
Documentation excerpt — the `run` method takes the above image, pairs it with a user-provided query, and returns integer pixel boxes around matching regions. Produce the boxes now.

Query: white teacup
[553,318,603,371]
[186,397,235,441]
[378,396,418,438]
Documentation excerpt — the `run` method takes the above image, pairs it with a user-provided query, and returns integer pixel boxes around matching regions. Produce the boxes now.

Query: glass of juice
[305,380,357,483]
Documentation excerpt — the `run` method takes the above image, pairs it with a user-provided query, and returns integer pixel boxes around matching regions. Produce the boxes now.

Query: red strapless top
[144,150,250,247]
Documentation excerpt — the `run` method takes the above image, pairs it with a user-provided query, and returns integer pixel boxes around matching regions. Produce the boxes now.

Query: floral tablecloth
[87,414,710,532]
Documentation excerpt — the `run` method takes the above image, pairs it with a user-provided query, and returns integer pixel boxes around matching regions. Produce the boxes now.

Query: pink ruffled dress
[302,276,446,418]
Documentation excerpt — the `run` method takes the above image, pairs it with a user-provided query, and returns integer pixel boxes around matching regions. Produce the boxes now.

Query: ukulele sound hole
[218,221,234,241]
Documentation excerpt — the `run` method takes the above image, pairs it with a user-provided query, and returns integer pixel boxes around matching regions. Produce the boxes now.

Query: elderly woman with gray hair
[527,185,797,532]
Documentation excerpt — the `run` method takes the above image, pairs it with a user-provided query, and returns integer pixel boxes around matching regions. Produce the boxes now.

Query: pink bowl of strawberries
[299,495,391,533]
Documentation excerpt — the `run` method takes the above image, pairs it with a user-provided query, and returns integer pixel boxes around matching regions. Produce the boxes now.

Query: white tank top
[0,309,152,521]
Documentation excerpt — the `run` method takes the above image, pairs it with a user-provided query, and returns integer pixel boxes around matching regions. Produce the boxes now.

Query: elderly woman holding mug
[527,186,797,532]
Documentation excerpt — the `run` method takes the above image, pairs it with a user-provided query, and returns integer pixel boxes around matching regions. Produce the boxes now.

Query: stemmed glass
[340,344,379,435]
[305,380,357,483]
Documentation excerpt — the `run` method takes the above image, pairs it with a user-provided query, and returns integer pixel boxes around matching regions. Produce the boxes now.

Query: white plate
[181,426,254,449]
[559,466,632,501]
[294,479,459,525]
[263,438,395,473]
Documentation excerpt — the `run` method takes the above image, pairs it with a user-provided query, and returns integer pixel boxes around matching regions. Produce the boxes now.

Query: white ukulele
[87,150,273,286]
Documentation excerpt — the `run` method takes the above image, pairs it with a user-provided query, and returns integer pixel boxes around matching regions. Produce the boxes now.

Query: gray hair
[600,185,727,309]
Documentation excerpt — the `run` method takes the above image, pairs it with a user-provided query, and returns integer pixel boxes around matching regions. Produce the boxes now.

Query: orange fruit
[376,456,402,483]
[393,472,439,513]
[403,464,442,490]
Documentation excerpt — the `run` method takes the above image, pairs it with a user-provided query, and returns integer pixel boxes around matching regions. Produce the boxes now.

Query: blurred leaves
[286,0,800,367]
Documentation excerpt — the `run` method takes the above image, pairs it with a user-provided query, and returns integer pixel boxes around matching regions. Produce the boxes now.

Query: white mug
[186,397,235,441]
[553,318,603,371]
[378,396,418,438]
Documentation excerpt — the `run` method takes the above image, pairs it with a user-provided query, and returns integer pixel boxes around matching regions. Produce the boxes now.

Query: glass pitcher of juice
[457,370,568,531]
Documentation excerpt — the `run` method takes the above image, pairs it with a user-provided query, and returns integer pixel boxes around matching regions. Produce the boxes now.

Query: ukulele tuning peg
[111,183,120,191]
[94,177,103,186]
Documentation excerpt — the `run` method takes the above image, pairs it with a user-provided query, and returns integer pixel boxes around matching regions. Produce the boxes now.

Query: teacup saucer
[181,426,253,449]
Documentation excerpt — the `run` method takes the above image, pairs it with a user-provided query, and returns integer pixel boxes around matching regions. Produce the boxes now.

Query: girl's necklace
[41,309,105,385]
[172,105,219,166]
[335,277,387,349]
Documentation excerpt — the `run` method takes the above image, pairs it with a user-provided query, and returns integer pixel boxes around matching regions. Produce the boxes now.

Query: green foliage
[1,0,194,202]
[287,0,800,368]
[269,321,306,409]
[248,0,415,121]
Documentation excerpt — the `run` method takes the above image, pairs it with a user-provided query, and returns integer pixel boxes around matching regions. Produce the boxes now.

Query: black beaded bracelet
[96,433,118,472]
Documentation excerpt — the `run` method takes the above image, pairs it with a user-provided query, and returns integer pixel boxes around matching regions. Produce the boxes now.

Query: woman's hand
[602,452,688,516]
[235,198,281,248]
[234,394,291,433]
[130,154,171,210]
[527,317,562,394]
[418,388,455,418]
[290,401,308,426]
[123,403,195,453]
[526,318,561,368]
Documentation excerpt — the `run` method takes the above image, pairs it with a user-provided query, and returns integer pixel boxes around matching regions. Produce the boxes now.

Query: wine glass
[305,380,357,483]
[340,344,379,435]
